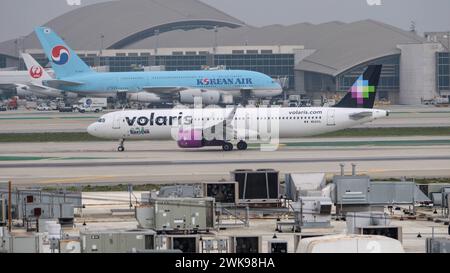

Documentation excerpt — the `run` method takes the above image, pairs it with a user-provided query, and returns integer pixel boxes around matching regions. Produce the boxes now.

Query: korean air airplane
[34,27,282,104]
[88,65,389,152]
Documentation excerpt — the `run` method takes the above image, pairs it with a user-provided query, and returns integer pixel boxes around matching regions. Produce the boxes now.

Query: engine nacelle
[179,89,221,105]
[128,92,161,103]
[177,129,204,148]
[65,92,79,99]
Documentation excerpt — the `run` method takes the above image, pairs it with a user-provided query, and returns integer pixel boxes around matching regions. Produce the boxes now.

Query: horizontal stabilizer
[349,112,373,120]
[44,79,83,89]
[0,83,18,89]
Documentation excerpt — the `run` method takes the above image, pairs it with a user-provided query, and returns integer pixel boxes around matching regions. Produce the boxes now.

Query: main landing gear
[221,141,248,152]
[237,141,248,151]
[118,139,125,152]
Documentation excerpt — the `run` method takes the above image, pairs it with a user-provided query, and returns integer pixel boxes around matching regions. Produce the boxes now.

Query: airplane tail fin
[334,65,382,109]
[21,53,53,83]
[34,27,94,79]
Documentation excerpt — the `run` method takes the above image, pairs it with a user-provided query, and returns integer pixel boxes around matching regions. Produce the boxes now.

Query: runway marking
[2,155,450,169]
[41,175,116,184]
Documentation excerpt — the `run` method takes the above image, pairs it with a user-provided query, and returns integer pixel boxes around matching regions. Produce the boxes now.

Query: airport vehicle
[76,106,102,113]
[0,105,7,112]
[59,106,74,113]
[21,53,78,99]
[34,27,282,105]
[88,66,388,152]
[73,98,106,113]
[78,98,107,109]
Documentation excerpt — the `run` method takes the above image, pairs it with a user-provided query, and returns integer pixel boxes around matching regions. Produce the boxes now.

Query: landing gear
[118,139,125,152]
[237,141,248,151]
[222,142,234,152]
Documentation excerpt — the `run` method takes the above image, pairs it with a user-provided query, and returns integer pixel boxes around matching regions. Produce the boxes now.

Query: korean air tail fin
[334,65,382,109]
[34,27,94,79]
[21,53,53,83]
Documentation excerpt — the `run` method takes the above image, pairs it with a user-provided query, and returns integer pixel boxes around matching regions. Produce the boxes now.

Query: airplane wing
[28,83,50,90]
[44,79,83,89]
[349,111,373,120]
[0,83,18,89]
[191,106,239,140]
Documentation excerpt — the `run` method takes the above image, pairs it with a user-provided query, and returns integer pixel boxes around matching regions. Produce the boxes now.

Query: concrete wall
[398,43,444,105]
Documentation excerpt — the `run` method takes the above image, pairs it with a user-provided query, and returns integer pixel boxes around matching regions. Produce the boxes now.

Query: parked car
[37,105,51,111]
[59,106,74,112]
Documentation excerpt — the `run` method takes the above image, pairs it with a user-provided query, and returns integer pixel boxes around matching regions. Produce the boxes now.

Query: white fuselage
[88,107,389,141]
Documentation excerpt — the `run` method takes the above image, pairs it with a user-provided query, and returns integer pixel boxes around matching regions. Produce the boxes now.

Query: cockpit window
[98,118,106,123]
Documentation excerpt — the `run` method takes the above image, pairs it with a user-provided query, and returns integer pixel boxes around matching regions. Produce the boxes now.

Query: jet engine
[179,89,221,105]
[127,92,161,103]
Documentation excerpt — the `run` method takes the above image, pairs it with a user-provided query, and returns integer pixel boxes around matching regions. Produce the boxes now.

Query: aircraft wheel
[237,141,248,151]
[118,146,125,152]
[222,142,233,152]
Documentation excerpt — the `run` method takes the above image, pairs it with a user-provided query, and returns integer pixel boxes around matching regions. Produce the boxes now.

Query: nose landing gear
[118,139,125,152]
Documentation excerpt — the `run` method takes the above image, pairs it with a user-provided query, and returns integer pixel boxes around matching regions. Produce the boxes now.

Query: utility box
[158,185,203,198]
[59,239,81,253]
[293,197,333,228]
[200,237,229,253]
[231,169,280,205]
[426,238,450,253]
[167,235,200,253]
[355,226,402,242]
[0,197,5,226]
[80,230,156,253]
[136,197,215,232]
[268,240,288,253]
[203,182,239,204]
[346,212,391,234]
[230,236,262,253]
[4,233,44,253]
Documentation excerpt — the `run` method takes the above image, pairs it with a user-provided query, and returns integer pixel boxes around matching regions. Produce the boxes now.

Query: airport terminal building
[0,0,449,104]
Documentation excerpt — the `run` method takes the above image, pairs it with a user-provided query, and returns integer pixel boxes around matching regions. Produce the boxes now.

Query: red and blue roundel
[51,45,70,65]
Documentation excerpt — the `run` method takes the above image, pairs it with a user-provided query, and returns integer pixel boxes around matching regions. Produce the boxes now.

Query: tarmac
[1,137,450,185]
[0,105,449,186]
[1,105,450,133]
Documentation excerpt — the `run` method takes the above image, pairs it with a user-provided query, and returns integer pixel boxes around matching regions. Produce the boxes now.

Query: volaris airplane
[34,27,282,104]
[87,65,389,152]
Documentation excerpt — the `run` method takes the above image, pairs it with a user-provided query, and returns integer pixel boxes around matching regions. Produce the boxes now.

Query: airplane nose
[87,123,97,136]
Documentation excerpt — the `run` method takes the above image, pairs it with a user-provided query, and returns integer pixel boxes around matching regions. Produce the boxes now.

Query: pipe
[339,163,345,176]
[8,181,12,232]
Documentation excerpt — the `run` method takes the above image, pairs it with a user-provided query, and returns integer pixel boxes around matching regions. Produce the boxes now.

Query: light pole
[154,29,160,55]
[213,26,218,54]
[100,34,105,57]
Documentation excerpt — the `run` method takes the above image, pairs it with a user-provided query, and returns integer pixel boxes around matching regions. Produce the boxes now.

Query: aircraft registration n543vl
[88,65,389,152]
